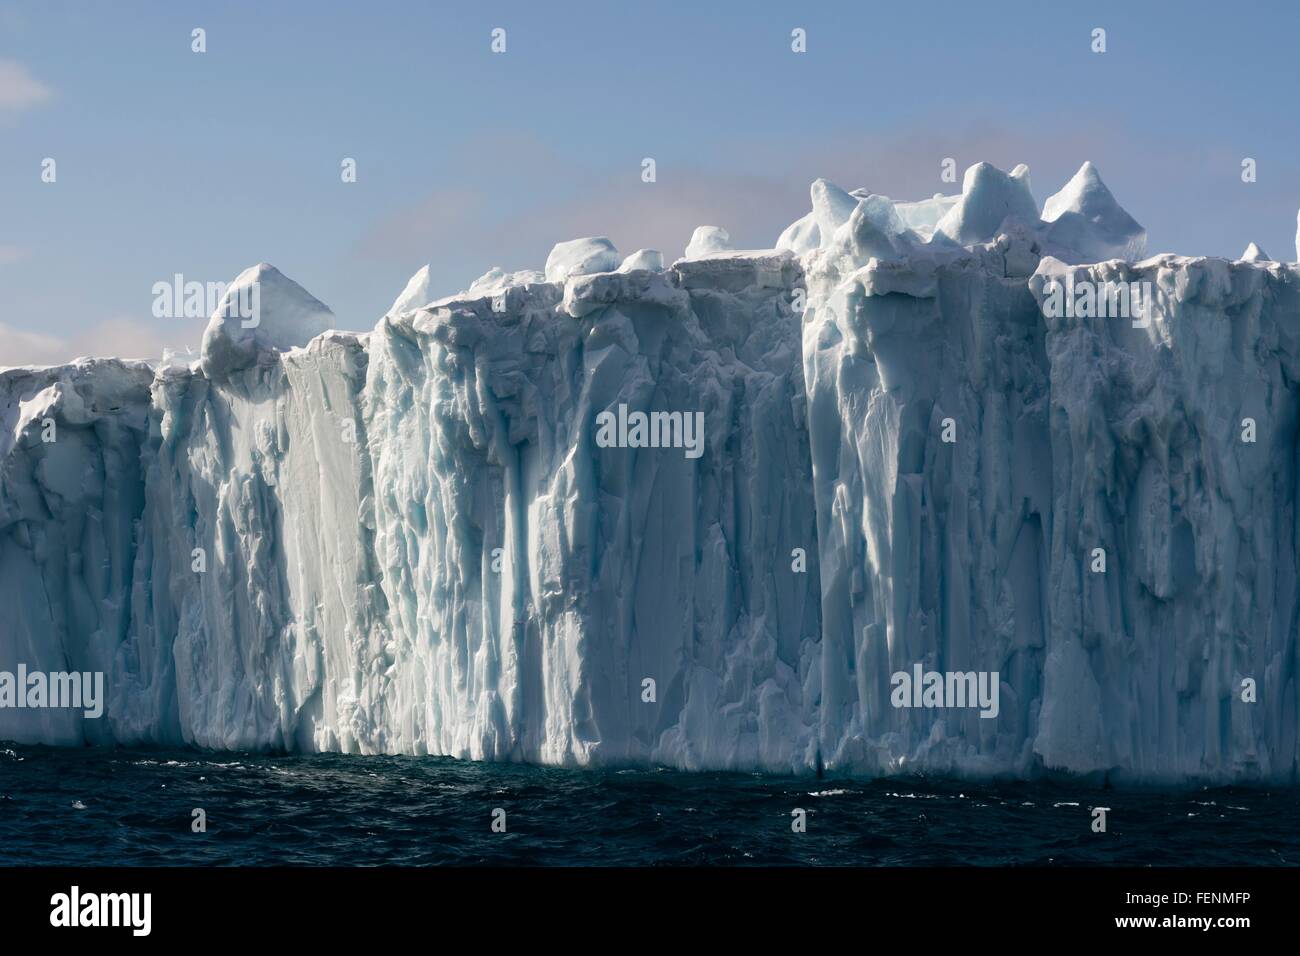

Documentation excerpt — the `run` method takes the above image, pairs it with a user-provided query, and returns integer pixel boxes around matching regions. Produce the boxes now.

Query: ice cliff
[2,162,1297,784]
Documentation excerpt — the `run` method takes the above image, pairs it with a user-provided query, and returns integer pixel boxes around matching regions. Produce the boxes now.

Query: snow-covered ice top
[388,264,436,315]
[618,249,664,273]
[772,160,1150,269]
[197,162,1152,378]
[684,226,733,258]
[1039,161,1146,262]
[461,265,547,299]
[200,263,334,378]
[933,162,1038,246]
[314,159,1263,358]
[379,161,1153,338]
[543,237,620,283]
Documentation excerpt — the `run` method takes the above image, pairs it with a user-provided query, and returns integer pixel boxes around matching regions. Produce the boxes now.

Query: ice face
[1025,254,1300,777]
[12,256,821,769]
[116,330,382,750]
[0,360,154,745]
[3,162,1299,783]
[357,259,818,767]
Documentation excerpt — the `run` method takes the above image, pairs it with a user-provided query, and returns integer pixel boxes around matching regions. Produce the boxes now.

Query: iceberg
[1,162,1297,784]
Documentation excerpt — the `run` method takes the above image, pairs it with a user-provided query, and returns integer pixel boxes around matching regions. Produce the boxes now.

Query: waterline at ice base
[3,161,1297,786]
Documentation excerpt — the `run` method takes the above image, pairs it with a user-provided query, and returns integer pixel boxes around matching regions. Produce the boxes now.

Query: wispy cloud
[348,120,1160,304]
[0,317,179,368]
[0,322,67,367]
[0,58,52,112]
[0,245,28,265]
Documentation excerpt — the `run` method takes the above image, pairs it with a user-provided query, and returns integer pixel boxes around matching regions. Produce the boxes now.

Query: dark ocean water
[0,744,1296,866]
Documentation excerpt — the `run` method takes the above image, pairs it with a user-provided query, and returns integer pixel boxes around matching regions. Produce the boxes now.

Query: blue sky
[3,0,1299,364]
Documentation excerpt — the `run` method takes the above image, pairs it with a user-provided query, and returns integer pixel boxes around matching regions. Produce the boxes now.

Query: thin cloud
[0,317,182,369]
[335,117,1294,324]
[0,58,52,112]
[0,322,67,368]
[348,120,1144,306]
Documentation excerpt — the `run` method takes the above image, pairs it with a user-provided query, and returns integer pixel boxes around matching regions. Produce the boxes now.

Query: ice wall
[359,255,820,770]
[114,331,385,751]
[798,163,1298,782]
[1032,254,1300,779]
[1,161,1297,784]
[8,253,820,771]
[802,231,1053,777]
[0,360,153,744]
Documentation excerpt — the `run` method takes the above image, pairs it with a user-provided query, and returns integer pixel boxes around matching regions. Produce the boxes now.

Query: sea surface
[1,744,1296,866]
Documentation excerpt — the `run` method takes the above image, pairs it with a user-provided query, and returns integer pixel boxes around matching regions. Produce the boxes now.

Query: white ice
[543,237,620,283]
[199,263,335,379]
